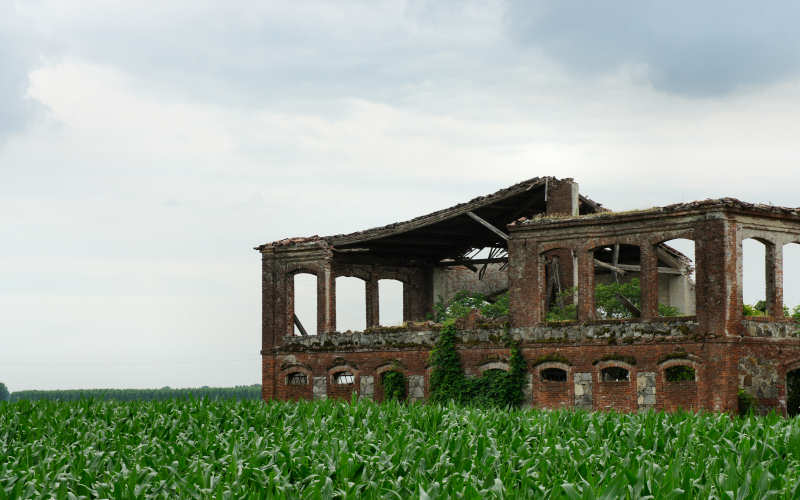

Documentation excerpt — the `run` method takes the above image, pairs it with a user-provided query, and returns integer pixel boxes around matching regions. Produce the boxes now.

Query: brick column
[695,219,741,336]
[546,178,578,295]
[546,178,579,217]
[365,275,380,327]
[765,242,784,319]
[509,238,543,326]
[317,264,336,333]
[577,248,595,321]
[640,243,659,319]
[402,266,434,322]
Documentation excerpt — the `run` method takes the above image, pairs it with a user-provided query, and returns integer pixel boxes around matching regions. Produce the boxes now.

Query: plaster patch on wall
[408,375,425,401]
[312,376,327,400]
[637,371,656,410]
[574,372,592,409]
[359,375,374,400]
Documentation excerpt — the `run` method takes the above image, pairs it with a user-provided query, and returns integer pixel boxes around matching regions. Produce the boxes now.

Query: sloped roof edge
[256,176,604,250]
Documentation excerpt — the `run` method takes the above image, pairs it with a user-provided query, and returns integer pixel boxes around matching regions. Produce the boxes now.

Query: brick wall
[264,324,800,414]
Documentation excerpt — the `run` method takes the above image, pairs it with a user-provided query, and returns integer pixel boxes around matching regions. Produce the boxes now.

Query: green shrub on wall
[429,322,527,408]
[381,371,406,401]
[738,389,757,416]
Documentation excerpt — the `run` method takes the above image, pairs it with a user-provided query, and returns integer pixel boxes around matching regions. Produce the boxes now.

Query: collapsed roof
[256,176,603,261]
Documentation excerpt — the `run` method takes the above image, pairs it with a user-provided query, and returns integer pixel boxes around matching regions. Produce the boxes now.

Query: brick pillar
[765,243,784,319]
[261,355,276,401]
[546,178,578,294]
[577,248,595,321]
[317,265,336,333]
[509,238,543,326]
[695,219,741,336]
[365,275,380,327]
[546,178,579,217]
[640,243,659,319]
[402,266,434,322]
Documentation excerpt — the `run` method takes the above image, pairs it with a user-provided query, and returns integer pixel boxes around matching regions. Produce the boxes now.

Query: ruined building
[256,177,800,413]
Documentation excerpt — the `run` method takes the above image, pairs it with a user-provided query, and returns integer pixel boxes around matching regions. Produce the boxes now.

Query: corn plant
[1,399,799,498]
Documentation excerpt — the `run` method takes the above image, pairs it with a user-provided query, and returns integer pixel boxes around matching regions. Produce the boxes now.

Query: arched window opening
[540,368,567,382]
[333,371,355,385]
[601,367,629,382]
[335,276,366,332]
[542,248,577,321]
[785,243,800,320]
[286,372,308,385]
[788,368,800,417]
[591,244,641,319]
[742,238,767,317]
[665,365,695,382]
[381,370,406,401]
[378,279,403,326]
[658,239,696,316]
[293,273,317,335]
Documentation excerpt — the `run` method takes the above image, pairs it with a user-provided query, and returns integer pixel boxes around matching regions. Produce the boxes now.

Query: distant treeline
[9,384,262,402]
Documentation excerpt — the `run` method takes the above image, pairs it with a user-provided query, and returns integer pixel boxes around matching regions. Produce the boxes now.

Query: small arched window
[601,367,629,382]
[665,365,695,382]
[286,372,308,385]
[333,371,355,385]
[541,368,567,382]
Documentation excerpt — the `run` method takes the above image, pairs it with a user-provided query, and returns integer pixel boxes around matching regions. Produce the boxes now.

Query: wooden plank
[293,314,309,337]
[594,259,626,275]
[616,264,684,275]
[466,211,509,241]
[615,293,641,318]
[437,257,509,267]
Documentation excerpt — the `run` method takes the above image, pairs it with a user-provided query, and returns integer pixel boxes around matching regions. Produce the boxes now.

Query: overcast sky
[3,0,800,392]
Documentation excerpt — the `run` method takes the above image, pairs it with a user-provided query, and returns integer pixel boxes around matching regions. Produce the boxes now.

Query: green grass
[1,399,799,499]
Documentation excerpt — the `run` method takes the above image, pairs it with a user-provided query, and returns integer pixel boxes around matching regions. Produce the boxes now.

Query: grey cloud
[0,4,41,140]
[505,1,800,97]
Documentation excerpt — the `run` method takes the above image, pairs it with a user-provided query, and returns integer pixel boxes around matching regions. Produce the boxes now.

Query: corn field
[1,399,799,499]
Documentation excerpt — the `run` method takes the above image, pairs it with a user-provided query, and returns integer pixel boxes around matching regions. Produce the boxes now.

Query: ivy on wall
[429,322,527,408]
[381,371,406,401]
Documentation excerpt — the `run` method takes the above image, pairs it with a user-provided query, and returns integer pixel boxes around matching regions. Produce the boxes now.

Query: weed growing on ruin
[433,291,508,322]
[429,322,526,408]
[381,371,406,401]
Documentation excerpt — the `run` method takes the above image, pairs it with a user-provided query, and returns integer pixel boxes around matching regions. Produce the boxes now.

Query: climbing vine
[381,371,406,401]
[429,322,527,408]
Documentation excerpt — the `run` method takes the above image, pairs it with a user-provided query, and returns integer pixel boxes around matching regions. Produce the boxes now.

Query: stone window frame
[329,365,359,386]
[536,361,571,383]
[595,360,634,384]
[476,361,510,376]
[659,359,699,384]
[280,365,312,386]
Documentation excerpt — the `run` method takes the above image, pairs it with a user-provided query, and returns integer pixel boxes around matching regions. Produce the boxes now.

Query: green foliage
[665,365,696,382]
[429,322,526,408]
[595,278,642,319]
[9,384,261,402]
[743,304,765,317]
[2,399,800,497]
[0,383,8,403]
[791,305,800,322]
[547,280,682,320]
[432,291,508,322]
[381,371,406,401]
[658,303,681,317]
[546,287,578,321]
[738,389,757,416]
